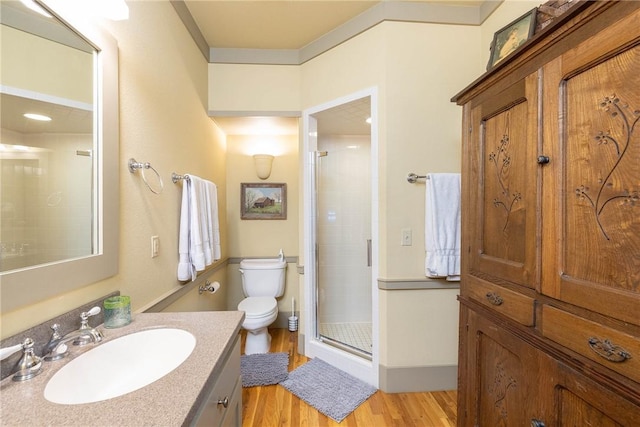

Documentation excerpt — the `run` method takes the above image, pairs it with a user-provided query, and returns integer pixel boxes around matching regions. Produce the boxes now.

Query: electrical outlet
[151,235,159,258]
[401,228,412,246]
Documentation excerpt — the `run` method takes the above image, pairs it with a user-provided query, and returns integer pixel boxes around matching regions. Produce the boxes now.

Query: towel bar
[172,173,190,183]
[407,173,429,183]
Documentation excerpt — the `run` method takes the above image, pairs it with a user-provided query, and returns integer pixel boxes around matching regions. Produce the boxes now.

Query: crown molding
[174,1,503,65]
[171,0,210,61]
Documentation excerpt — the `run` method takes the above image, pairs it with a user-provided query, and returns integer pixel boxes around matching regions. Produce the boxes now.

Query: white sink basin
[44,328,196,405]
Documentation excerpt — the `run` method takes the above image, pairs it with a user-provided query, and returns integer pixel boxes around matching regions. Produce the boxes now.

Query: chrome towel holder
[407,173,429,183]
[128,158,164,194]
[171,172,190,183]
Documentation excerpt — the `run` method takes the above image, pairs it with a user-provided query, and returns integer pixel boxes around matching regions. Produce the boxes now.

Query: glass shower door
[315,134,372,357]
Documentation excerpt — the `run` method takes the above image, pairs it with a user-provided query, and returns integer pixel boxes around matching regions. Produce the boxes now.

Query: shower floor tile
[319,322,372,354]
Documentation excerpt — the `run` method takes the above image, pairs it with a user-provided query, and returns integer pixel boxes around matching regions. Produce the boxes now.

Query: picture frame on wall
[487,7,537,70]
[241,183,287,220]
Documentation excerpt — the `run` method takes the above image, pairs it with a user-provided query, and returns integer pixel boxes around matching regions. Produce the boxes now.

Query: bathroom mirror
[0,0,119,312]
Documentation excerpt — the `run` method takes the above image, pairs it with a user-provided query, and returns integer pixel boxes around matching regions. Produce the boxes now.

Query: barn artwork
[241,183,287,220]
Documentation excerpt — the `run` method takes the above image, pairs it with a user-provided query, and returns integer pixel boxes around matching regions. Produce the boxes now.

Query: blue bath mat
[241,352,289,387]
[279,357,377,422]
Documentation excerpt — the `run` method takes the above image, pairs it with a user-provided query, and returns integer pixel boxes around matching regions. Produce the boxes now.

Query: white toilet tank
[239,258,286,297]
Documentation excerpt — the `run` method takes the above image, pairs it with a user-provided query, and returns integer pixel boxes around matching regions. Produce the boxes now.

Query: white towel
[177,175,221,281]
[205,180,221,262]
[425,173,461,281]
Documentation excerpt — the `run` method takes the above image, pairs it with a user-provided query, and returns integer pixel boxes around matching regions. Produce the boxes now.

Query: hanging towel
[425,173,461,281]
[204,180,221,263]
[177,175,221,281]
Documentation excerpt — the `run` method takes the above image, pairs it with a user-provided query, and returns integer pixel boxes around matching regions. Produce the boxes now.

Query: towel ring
[128,158,164,194]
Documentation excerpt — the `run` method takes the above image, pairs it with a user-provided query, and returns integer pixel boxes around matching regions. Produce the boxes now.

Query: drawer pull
[217,397,229,408]
[588,337,632,363]
[485,292,504,306]
[531,420,545,427]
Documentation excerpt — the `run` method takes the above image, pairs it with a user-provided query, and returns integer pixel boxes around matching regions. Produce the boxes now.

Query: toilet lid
[238,297,277,317]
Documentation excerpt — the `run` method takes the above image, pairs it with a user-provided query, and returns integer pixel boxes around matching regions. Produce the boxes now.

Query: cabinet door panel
[553,360,640,426]
[542,36,640,325]
[460,307,546,426]
[559,390,623,427]
[467,74,539,289]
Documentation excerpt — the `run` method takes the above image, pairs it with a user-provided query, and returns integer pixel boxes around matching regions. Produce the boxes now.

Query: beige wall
[1,1,228,338]
[209,65,301,113]
[223,134,299,314]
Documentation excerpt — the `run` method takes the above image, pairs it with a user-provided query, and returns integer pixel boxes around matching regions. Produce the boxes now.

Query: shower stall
[315,135,372,356]
[303,89,379,386]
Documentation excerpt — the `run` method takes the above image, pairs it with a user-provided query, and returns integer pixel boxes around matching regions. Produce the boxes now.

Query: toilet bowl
[237,255,286,354]
[238,297,278,355]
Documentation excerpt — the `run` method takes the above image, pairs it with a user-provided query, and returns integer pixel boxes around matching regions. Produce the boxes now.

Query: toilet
[238,257,286,354]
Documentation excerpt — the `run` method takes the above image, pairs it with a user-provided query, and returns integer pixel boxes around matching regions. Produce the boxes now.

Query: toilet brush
[288,297,298,332]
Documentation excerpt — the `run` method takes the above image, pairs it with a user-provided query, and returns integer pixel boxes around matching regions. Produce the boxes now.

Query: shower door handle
[367,239,372,267]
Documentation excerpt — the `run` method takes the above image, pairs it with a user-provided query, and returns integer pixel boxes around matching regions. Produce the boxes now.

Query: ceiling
[183,0,379,51]
[180,0,492,136]
[183,1,486,51]
[1,94,92,135]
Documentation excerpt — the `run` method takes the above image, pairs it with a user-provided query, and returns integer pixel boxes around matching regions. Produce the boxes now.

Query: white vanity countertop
[0,311,244,426]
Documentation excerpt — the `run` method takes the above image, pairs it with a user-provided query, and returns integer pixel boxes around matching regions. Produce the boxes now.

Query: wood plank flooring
[241,328,457,427]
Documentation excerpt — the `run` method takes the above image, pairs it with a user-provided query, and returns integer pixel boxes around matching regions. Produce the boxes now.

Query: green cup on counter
[103,295,131,328]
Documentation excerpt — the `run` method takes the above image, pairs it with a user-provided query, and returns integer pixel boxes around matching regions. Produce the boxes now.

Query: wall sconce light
[253,154,274,180]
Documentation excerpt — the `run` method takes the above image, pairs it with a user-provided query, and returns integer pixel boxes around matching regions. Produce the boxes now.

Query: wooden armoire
[452,1,639,425]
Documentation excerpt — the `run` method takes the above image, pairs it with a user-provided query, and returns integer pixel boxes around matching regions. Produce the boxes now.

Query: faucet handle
[74,306,102,346]
[0,342,24,361]
[1,338,43,381]
[13,338,42,381]
[80,306,101,324]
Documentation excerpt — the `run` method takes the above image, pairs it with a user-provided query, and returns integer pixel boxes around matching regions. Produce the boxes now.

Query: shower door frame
[302,87,379,387]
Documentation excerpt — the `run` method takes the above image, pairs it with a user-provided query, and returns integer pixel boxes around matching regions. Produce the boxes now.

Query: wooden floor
[241,328,457,427]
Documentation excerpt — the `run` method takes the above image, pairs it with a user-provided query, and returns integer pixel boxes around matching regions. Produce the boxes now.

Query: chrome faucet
[0,338,42,381]
[43,307,103,361]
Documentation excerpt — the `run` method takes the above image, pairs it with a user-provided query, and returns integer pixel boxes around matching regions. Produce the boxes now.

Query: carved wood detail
[488,112,522,232]
[486,361,517,421]
[575,94,639,240]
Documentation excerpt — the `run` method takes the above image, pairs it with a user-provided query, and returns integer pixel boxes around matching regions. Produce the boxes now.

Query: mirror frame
[1,2,119,312]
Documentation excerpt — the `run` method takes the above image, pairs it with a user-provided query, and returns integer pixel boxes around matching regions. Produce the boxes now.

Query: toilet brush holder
[288,315,298,332]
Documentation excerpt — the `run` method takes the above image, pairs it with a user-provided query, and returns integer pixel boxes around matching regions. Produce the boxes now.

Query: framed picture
[241,183,287,220]
[487,8,537,70]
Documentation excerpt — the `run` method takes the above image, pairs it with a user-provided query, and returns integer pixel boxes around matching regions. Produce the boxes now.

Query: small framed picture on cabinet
[487,8,537,70]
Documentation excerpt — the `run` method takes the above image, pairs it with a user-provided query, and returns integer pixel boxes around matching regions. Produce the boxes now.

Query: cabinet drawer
[542,306,640,384]
[194,335,241,427]
[467,279,535,326]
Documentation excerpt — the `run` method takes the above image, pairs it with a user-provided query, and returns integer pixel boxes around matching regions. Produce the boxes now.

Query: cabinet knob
[537,155,550,164]
[217,397,229,408]
[531,419,545,427]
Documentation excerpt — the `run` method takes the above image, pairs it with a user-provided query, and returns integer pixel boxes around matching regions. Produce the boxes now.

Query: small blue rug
[279,357,377,423]
[241,352,289,387]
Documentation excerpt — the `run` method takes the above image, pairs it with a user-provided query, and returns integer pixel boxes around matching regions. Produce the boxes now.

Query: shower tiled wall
[317,134,372,324]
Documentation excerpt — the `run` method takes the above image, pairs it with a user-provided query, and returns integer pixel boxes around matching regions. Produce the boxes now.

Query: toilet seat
[238,296,277,319]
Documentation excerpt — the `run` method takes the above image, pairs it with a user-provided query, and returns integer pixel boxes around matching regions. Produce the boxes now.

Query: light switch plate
[401,228,412,246]
[151,235,159,258]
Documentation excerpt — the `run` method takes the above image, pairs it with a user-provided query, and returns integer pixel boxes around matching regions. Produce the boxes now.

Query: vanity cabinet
[453,1,640,425]
[193,334,242,427]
